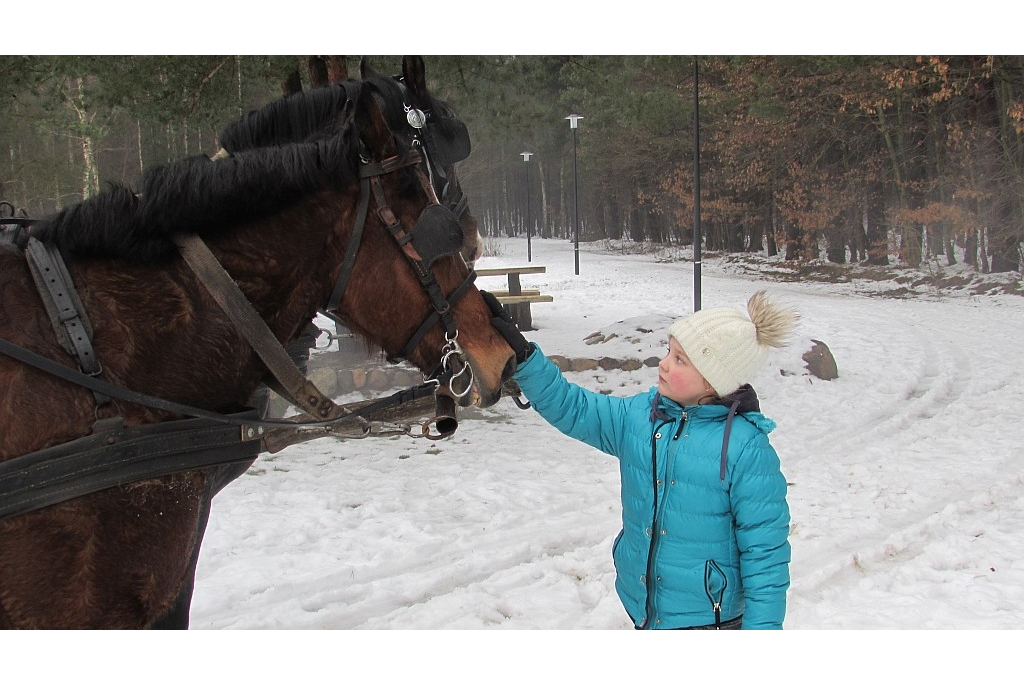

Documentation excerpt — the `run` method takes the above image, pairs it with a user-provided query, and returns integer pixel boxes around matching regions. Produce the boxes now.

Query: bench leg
[511,303,534,331]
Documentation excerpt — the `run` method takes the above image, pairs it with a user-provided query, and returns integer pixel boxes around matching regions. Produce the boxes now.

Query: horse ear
[354,86,396,158]
[359,57,381,82]
[401,56,430,106]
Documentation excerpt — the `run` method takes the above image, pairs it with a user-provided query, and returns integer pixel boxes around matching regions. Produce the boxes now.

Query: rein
[0,334,445,435]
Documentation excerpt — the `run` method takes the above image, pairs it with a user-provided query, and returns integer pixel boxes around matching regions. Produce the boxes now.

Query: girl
[483,290,798,629]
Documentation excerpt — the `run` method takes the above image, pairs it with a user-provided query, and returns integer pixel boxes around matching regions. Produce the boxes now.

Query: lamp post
[520,151,533,262]
[566,114,583,275]
[693,57,702,312]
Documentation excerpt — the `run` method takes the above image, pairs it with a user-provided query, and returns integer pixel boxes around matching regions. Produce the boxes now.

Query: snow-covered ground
[159,236,1018,674]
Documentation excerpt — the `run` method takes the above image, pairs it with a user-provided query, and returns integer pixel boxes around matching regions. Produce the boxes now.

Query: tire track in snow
[788,316,971,461]
[788,474,1024,628]
[197,490,619,629]
[784,301,1024,627]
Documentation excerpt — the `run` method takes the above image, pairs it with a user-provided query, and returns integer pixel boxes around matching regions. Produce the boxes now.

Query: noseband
[322,148,476,396]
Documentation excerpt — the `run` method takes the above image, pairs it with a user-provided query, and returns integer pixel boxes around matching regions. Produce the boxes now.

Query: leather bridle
[321,145,477,398]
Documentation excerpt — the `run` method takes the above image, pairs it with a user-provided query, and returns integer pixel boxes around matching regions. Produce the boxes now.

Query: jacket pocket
[704,560,728,626]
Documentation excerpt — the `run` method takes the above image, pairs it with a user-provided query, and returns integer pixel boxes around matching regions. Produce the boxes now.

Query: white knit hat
[669,291,799,396]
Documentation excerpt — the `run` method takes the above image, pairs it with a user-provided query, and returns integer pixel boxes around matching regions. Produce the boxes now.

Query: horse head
[322,81,513,408]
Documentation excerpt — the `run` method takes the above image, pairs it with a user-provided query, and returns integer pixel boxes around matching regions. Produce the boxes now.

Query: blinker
[410,204,463,265]
[429,119,471,167]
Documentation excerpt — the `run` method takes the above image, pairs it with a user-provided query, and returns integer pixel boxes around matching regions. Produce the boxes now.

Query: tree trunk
[68,78,100,199]
[307,57,329,89]
[537,159,551,239]
[136,120,144,178]
[325,56,348,83]
[901,224,922,266]
[943,224,956,267]
[864,197,889,265]
[281,69,302,97]
[764,201,779,257]
[964,229,978,268]
[980,227,990,273]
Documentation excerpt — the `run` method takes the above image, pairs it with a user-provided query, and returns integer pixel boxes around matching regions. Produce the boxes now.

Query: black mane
[218,73,468,167]
[219,81,360,152]
[31,129,360,264]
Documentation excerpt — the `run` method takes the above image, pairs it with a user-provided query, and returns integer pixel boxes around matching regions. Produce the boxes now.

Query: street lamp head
[565,114,584,129]
[520,151,533,162]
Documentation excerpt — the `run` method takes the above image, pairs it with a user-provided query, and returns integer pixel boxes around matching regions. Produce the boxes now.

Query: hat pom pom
[747,290,799,349]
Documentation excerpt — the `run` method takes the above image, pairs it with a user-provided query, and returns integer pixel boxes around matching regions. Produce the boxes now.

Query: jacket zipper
[642,411,686,628]
[704,559,728,627]
[642,418,671,628]
[673,411,687,440]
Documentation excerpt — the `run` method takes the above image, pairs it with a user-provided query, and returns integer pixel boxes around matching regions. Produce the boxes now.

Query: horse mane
[218,72,466,160]
[32,129,360,264]
[218,81,360,152]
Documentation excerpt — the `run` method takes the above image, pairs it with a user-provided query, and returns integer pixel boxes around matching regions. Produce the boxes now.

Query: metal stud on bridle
[406,105,427,130]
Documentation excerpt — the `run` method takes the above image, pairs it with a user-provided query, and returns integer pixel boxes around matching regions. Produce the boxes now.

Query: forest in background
[2,55,1022,273]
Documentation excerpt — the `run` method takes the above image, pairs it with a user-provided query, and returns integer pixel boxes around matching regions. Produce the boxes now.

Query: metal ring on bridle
[439,332,473,398]
[313,326,345,350]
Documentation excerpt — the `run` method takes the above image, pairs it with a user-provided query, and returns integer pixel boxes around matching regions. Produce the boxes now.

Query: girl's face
[657,337,714,406]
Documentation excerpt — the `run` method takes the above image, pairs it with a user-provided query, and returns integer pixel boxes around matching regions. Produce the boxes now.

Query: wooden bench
[475,265,552,331]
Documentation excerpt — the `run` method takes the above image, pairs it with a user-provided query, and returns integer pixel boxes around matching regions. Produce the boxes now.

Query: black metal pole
[526,161,532,262]
[693,56,702,312]
[573,126,579,276]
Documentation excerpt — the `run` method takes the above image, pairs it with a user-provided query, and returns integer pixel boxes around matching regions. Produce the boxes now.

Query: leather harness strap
[0,335,443,432]
[0,411,262,521]
[326,175,372,313]
[173,233,353,422]
[24,237,109,406]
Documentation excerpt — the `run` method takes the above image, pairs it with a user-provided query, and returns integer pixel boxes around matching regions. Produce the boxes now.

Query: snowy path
[190,239,1024,630]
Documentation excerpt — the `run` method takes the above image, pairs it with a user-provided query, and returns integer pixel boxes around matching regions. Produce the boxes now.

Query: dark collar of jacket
[649,384,760,423]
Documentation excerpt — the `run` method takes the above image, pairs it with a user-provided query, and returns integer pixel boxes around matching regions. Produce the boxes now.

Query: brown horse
[0,74,514,628]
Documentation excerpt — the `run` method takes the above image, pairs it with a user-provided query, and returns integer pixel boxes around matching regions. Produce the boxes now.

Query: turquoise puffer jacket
[515,345,791,629]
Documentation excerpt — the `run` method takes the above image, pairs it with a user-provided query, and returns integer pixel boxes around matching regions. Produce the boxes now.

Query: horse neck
[205,186,358,341]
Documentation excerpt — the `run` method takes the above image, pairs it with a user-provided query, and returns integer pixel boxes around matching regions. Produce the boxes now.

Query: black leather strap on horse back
[0,412,261,521]
[24,238,109,406]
